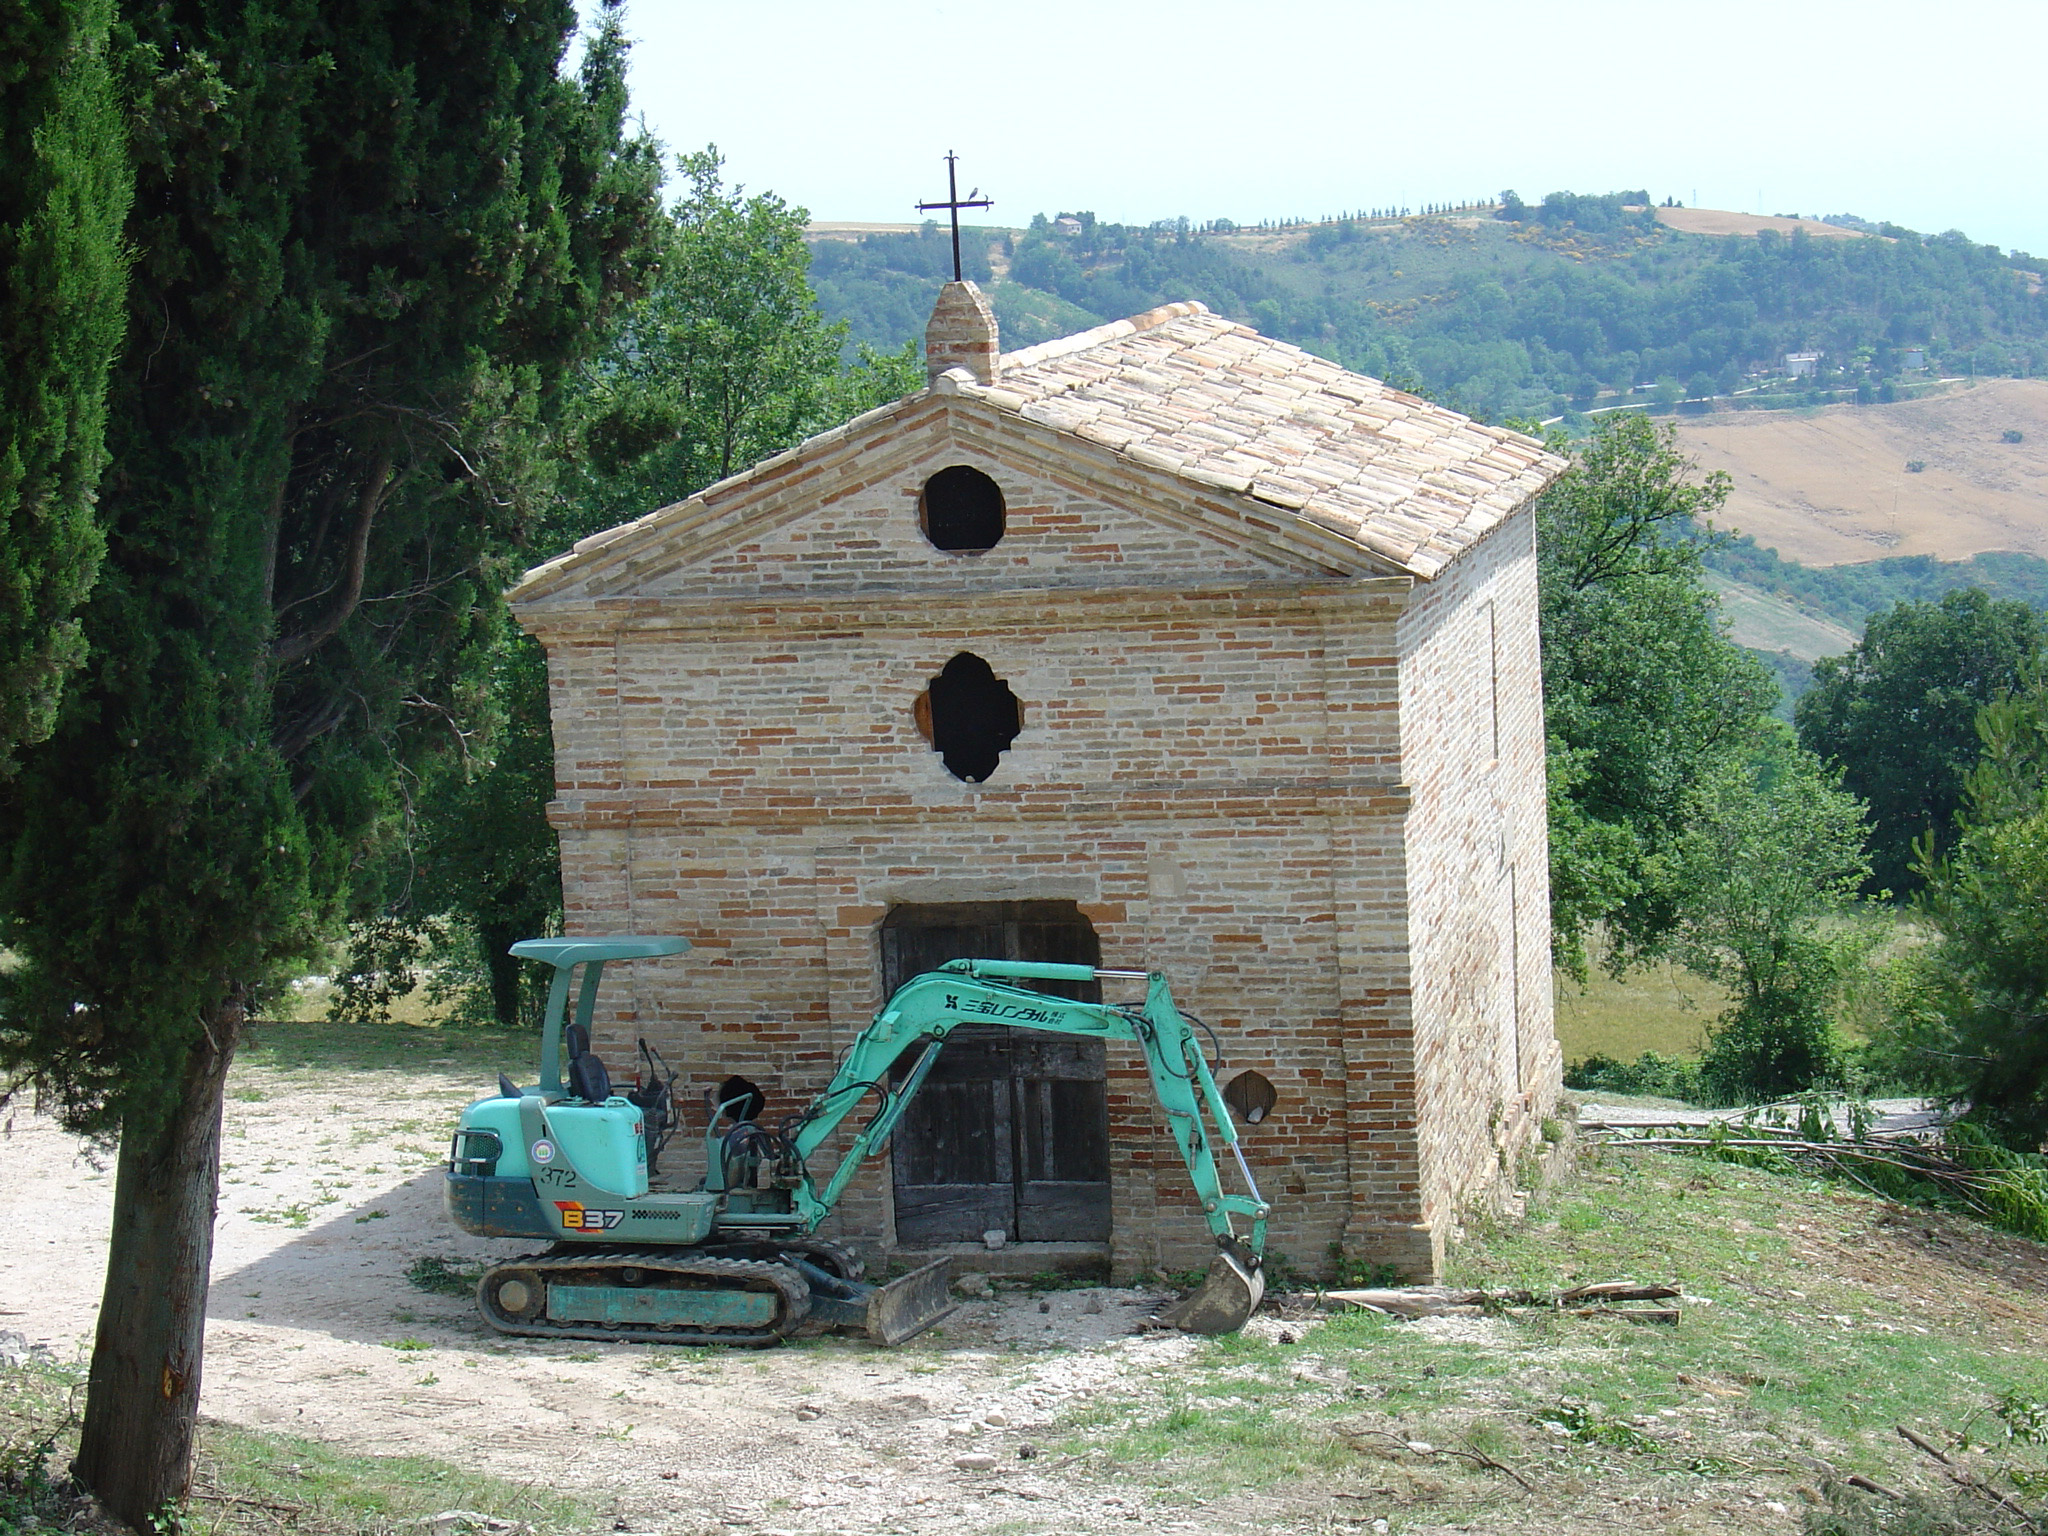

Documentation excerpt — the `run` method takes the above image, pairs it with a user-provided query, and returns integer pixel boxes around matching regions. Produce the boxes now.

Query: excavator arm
[778,960,1271,1331]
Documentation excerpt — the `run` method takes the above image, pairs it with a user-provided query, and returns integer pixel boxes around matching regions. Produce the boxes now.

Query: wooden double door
[880,902,1112,1245]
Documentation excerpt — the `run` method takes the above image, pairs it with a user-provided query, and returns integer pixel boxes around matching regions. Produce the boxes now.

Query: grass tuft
[405,1256,485,1298]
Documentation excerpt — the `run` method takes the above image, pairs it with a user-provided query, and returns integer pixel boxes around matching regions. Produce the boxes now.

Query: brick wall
[519,413,1555,1281]
[924,281,999,386]
[1395,514,1560,1270]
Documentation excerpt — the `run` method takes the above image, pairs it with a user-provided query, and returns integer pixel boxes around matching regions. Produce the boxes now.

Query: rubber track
[477,1249,810,1348]
[711,1235,865,1284]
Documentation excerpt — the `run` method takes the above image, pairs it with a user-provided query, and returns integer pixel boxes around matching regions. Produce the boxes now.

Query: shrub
[1563,1050,1704,1101]
[1699,994,1840,1103]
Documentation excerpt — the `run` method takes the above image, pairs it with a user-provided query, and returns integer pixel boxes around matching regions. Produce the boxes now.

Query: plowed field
[1675,379,2048,566]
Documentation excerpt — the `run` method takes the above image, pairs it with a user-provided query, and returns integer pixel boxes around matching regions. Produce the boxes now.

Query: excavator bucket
[1155,1241,1265,1335]
[862,1256,957,1346]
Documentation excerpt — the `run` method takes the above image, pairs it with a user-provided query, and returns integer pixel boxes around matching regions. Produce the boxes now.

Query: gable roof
[511,302,1565,606]
[985,303,1564,580]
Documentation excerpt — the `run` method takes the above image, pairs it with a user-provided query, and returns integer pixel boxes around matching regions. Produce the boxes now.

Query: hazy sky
[595,0,2046,258]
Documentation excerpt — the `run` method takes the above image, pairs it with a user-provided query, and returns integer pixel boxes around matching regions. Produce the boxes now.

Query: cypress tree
[0,2,662,1524]
[0,0,131,764]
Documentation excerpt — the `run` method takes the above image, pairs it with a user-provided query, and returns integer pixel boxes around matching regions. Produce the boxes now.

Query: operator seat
[563,1023,612,1102]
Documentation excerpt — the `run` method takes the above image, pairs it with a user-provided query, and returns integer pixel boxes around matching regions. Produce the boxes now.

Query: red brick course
[517,399,1559,1282]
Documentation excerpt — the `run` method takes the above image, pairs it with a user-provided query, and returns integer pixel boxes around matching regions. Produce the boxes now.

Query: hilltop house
[507,281,1568,1280]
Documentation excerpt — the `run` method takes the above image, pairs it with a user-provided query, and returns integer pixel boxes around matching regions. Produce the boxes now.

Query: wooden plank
[1016,1181,1111,1242]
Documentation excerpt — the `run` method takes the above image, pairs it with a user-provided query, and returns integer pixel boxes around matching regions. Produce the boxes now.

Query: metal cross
[915,151,993,283]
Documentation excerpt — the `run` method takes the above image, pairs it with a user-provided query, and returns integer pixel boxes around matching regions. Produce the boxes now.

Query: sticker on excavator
[554,1201,624,1231]
[940,992,1061,1025]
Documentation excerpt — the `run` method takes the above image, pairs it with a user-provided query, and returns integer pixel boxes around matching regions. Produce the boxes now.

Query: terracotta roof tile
[991,305,1565,577]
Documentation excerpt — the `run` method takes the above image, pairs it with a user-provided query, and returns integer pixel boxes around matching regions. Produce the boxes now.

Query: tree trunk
[480,921,525,1028]
[73,1006,239,1530]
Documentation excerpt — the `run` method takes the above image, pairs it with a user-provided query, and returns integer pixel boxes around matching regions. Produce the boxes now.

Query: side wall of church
[1392,513,1560,1271]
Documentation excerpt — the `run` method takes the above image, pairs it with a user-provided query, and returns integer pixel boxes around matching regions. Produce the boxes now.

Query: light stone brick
[512,296,1567,1282]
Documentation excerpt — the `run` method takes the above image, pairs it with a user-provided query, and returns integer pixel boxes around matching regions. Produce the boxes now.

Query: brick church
[507,279,1568,1281]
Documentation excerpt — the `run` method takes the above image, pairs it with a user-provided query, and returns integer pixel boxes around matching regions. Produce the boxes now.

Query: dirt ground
[0,1051,1324,1536]
[1674,378,2048,566]
[10,1044,2048,1536]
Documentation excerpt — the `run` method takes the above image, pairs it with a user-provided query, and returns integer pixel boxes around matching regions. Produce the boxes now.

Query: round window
[918,465,1005,553]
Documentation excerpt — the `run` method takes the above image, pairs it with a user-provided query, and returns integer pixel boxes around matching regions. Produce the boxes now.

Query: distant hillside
[1674,379,2048,565]
[1704,541,2048,633]
[1696,536,2048,714]
[1705,573,1858,659]
[807,192,2048,424]
[1693,544,2048,719]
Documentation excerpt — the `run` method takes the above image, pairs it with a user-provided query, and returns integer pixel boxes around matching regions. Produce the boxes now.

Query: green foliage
[1942,1123,2048,1244]
[1324,1246,1403,1288]
[1536,414,1778,971]
[343,151,922,1024]
[1536,1397,1660,1453]
[1872,671,2048,1150]
[575,147,867,522]
[404,1255,484,1299]
[0,0,131,767]
[1797,589,2047,896]
[0,0,663,1136]
[1254,1249,1319,1291]
[333,617,561,1029]
[1538,418,1868,1096]
[1666,1108,2048,1243]
[1994,1390,2048,1448]
[1518,190,1655,235]
[0,1419,64,1532]
[1700,996,1841,1104]
[1655,735,1873,1101]
[1562,1049,1704,1101]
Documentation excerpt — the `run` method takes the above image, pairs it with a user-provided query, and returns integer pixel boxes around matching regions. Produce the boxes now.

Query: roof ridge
[999,301,1214,374]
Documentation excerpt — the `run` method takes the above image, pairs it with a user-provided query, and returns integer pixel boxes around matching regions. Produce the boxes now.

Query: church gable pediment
[510,294,1567,612]
[510,395,1381,608]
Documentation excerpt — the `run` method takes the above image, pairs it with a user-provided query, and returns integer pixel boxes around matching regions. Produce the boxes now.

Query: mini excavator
[445,936,1270,1347]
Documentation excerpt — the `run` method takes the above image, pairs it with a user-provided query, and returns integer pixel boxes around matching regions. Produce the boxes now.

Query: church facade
[507,283,1568,1280]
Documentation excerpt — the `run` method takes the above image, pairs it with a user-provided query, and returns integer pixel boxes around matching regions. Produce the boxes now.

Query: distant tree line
[809,191,2048,423]
[1703,539,2048,633]
[1496,188,1655,234]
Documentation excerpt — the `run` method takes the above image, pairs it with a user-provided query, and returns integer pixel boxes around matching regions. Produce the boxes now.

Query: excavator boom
[781,960,1270,1332]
